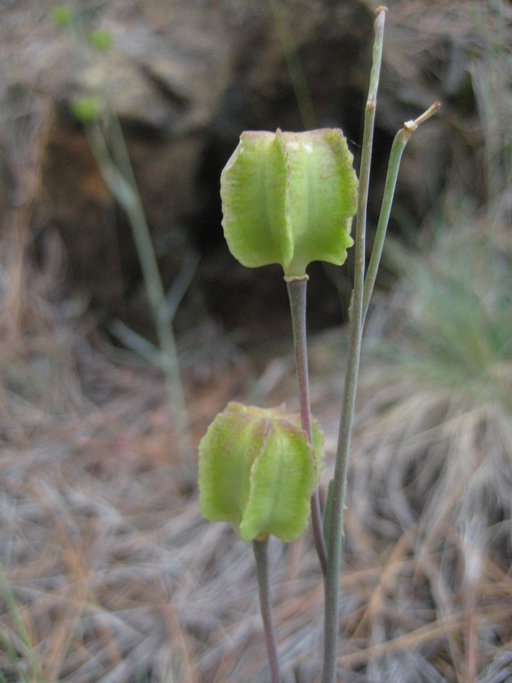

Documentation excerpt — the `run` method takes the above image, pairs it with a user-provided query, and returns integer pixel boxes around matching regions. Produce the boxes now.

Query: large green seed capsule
[220,129,358,277]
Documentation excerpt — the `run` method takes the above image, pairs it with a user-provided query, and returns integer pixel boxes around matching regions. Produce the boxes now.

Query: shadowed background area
[0,0,511,681]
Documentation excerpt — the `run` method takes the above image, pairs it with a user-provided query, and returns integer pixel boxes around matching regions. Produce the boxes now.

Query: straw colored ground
[1,202,511,682]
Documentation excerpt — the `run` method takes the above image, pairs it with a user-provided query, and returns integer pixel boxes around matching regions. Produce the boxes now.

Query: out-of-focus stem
[286,275,327,576]
[86,120,192,462]
[321,8,387,683]
[253,539,281,683]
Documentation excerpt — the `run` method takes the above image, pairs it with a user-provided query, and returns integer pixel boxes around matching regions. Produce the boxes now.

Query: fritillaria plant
[199,7,440,682]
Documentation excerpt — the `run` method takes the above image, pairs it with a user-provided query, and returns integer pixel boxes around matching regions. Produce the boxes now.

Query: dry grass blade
[1,228,511,682]
[347,209,512,681]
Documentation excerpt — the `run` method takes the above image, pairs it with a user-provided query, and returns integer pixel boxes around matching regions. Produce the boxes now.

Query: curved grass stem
[253,539,281,683]
[286,275,328,576]
[85,119,192,463]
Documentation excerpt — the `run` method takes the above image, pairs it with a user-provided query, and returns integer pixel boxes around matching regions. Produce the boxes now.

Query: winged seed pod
[220,128,358,277]
[199,402,324,543]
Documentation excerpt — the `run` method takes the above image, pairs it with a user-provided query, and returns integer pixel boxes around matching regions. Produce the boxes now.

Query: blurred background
[0,0,511,681]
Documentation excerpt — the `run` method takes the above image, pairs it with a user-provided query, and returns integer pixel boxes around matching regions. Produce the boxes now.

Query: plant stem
[363,101,441,323]
[321,8,387,683]
[253,539,281,683]
[286,275,328,576]
[86,120,192,462]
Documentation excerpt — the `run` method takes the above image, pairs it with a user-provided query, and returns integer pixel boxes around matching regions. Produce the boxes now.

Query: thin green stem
[363,101,441,323]
[321,8,387,683]
[286,275,328,576]
[253,539,281,683]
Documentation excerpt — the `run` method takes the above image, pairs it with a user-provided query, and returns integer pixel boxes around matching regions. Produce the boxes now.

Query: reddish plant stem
[286,275,328,576]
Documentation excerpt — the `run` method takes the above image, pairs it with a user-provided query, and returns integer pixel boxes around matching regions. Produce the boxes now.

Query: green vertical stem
[286,275,328,576]
[321,8,387,683]
[253,539,281,683]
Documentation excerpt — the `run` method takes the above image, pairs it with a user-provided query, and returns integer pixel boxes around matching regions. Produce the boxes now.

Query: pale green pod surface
[239,416,317,542]
[220,132,292,269]
[199,404,266,530]
[199,402,324,543]
[282,129,358,276]
[220,128,358,276]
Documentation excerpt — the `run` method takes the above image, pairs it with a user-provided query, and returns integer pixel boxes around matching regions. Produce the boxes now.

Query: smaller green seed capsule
[199,402,324,543]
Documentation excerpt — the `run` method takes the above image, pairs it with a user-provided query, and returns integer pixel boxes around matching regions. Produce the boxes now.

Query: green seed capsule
[220,129,358,277]
[199,402,323,543]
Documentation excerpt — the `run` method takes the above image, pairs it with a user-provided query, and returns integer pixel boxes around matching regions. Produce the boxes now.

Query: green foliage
[199,402,323,542]
[0,562,45,682]
[220,129,358,277]
[380,222,512,410]
[70,95,103,123]
[88,29,113,52]
[51,6,75,28]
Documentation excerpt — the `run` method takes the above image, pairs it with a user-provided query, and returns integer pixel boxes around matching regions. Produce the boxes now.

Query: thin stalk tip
[404,101,442,134]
